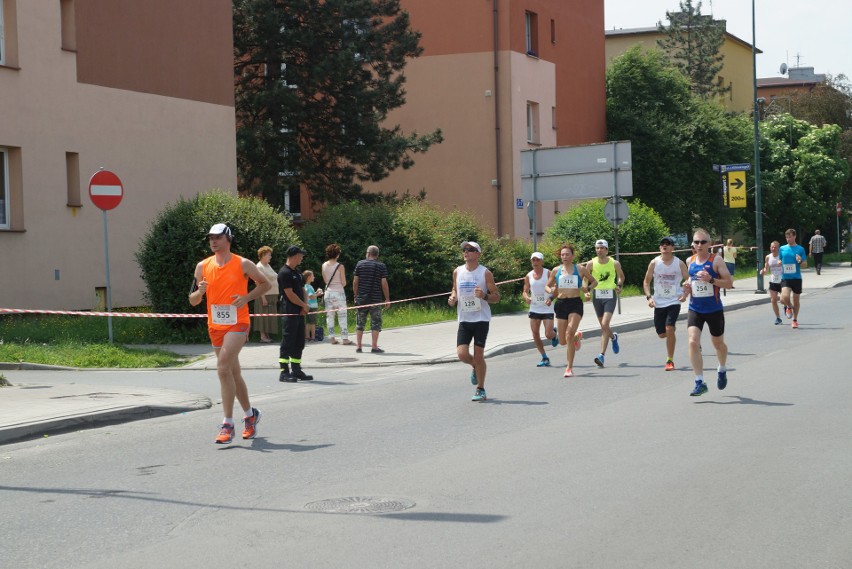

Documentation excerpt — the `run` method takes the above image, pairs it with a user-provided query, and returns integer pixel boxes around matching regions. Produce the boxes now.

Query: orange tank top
[202,254,249,329]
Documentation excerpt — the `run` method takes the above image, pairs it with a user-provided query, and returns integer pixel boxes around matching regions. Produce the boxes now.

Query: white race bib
[558,273,578,289]
[691,280,713,298]
[782,263,797,275]
[658,284,677,298]
[460,296,481,313]
[595,288,614,299]
[770,273,782,284]
[531,293,548,307]
[212,304,237,325]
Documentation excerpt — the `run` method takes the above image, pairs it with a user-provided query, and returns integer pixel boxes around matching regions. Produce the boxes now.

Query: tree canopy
[233,0,442,210]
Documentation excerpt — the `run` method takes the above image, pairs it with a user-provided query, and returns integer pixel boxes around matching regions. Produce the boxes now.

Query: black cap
[286,245,307,257]
[660,236,675,245]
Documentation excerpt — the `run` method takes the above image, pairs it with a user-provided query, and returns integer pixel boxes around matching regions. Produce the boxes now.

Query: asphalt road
[2,286,851,569]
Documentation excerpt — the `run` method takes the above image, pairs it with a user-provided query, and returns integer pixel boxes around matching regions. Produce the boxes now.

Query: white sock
[695,375,704,383]
[223,418,234,426]
[243,407,254,418]
[717,365,726,373]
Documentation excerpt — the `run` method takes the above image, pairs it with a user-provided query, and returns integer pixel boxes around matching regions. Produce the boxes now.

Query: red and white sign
[88,170,124,211]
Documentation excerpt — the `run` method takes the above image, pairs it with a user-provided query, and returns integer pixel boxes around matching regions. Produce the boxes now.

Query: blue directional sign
[720,163,751,173]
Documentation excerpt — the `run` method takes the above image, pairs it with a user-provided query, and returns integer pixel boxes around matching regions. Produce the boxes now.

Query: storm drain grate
[316,357,359,364]
[305,496,415,514]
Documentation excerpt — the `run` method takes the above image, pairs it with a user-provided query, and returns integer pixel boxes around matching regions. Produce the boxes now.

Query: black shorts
[653,304,681,335]
[768,282,782,293]
[528,311,554,320]
[687,309,725,337]
[457,321,490,348]
[554,297,583,319]
[781,278,803,295]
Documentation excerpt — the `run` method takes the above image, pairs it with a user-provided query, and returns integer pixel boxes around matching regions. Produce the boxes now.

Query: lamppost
[752,0,765,293]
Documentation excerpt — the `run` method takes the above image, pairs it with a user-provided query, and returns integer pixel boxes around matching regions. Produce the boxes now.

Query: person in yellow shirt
[583,239,625,368]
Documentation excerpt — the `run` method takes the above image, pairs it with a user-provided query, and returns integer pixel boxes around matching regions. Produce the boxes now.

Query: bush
[542,199,670,286]
[135,190,299,324]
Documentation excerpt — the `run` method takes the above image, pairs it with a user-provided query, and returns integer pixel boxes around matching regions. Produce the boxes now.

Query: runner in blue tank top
[685,228,734,397]
[779,228,808,329]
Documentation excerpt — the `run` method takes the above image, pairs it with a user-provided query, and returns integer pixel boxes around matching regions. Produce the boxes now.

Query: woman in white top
[760,240,784,325]
[253,245,279,343]
[321,243,351,345]
[522,252,557,367]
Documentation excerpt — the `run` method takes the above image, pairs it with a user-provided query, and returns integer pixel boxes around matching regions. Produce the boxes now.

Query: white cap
[461,241,481,252]
[530,251,544,260]
[595,239,609,249]
[208,223,233,240]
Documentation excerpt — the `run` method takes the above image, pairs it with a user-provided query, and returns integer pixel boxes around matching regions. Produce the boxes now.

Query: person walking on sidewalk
[189,223,269,444]
[779,228,808,329]
[808,229,827,275]
[322,244,351,345]
[583,239,625,368]
[643,236,690,371]
[353,245,391,353]
[686,229,733,396]
[278,246,313,382]
[545,243,597,378]
[448,241,500,402]
[522,251,557,367]
[723,239,737,288]
[760,240,784,325]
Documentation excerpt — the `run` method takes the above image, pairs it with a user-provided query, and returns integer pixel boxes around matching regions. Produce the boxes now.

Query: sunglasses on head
[463,247,479,253]
[693,239,709,245]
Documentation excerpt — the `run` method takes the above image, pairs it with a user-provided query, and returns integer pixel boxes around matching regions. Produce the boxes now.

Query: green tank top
[591,257,617,290]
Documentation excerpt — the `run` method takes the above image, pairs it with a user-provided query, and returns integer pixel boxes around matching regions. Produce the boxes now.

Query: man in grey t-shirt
[353,245,390,353]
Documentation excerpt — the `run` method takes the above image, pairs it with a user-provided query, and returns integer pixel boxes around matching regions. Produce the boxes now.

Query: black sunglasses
[693,240,709,245]
[462,247,479,253]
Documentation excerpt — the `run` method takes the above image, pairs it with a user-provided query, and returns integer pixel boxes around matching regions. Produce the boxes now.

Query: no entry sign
[88,170,124,211]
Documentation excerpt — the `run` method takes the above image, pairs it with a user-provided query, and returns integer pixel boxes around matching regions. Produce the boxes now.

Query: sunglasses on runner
[693,239,709,245]
[462,247,479,253]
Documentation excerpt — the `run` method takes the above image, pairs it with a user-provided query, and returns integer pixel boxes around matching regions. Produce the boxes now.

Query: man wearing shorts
[584,239,625,368]
[643,236,689,371]
[779,228,808,329]
[448,241,500,402]
[189,223,270,444]
[686,228,733,396]
[353,245,391,354]
[760,240,784,325]
[522,252,557,367]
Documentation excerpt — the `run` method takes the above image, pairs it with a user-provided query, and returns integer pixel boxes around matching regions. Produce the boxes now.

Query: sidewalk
[2,266,849,444]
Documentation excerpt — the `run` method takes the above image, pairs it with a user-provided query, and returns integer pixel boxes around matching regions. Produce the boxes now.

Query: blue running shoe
[471,388,487,402]
[690,381,708,397]
[717,370,728,390]
[537,356,551,368]
[470,370,477,385]
[774,317,783,325]
[594,354,605,368]
[551,334,559,348]
[611,332,620,354]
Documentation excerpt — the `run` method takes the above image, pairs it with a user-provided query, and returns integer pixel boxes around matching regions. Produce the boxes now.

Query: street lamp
[752,0,765,293]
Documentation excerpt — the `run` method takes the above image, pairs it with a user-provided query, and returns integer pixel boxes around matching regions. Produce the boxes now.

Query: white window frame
[526,102,540,144]
[0,148,10,229]
[1,2,6,66]
[525,11,538,56]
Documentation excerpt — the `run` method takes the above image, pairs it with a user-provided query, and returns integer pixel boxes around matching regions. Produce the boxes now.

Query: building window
[60,0,76,51]
[550,18,556,44]
[0,0,18,67]
[526,102,540,144]
[525,11,538,56]
[66,152,81,207]
[0,148,8,228]
[0,1,5,65]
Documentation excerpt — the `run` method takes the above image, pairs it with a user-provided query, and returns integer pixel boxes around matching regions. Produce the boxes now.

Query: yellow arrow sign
[728,171,747,209]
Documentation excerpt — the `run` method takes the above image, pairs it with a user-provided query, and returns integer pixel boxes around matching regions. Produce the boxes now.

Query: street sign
[604,197,630,225]
[88,170,124,211]
[719,163,751,173]
[728,171,747,208]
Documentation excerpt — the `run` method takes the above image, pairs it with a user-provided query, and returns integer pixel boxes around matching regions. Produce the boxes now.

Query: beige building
[0,0,237,310]
[605,25,759,113]
[359,0,608,240]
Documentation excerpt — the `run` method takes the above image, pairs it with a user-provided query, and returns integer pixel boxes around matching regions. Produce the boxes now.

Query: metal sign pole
[102,210,114,344]
[612,142,622,316]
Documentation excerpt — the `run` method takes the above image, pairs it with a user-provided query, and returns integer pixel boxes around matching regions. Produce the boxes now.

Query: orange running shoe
[215,423,234,444]
[665,360,675,371]
[791,320,799,329]
[563,367,574,378]
[242,407,261,439]
[574,331,583,351]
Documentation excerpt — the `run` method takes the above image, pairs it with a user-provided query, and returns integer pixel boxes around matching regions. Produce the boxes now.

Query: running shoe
[611,332,620,354]
[551,334,559,348]
[242,408,261,440]
[594,354,605,368]
[470,370,477,385]
[665,360,675,371]
[791,320,799,329]
[785,306,793,319]
[215,423,234,444]
[574,331,583,351]
[717,370,728,390]
[563,367,574,378]
[774,317,783,325]
[537,356,551,368]
[690,381,708,397]
[471,388,487,402]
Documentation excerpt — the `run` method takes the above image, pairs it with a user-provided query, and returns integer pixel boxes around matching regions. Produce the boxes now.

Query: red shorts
[208,322,250,348]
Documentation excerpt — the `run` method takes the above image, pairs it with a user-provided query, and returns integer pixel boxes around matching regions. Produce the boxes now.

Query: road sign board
[728,171,747,208]
[88,170,124,211]
[604,197,630,225]
[719,163,751,173]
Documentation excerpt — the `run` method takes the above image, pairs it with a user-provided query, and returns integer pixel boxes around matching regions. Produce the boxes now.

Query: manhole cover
[305,496,415,514]
[316,357,359,364]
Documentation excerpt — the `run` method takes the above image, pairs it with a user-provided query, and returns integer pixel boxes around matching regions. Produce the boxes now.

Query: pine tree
[234,0,442,210]
[657,0,730,100]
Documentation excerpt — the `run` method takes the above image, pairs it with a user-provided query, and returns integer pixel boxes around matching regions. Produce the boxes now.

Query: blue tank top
[688,254,723,313]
